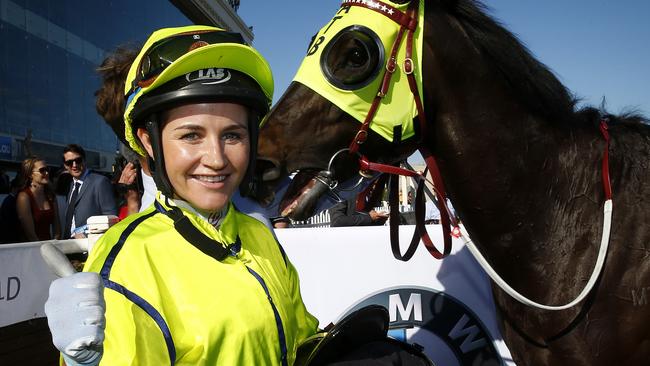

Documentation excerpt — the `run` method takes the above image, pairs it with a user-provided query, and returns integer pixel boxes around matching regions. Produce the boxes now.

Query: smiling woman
[44,25,320,366]
[138,103,250,212]
[15,157,60,241]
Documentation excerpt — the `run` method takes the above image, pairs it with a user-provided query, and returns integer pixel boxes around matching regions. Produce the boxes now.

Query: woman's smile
[192,175,227,183]
[140,102,250,212]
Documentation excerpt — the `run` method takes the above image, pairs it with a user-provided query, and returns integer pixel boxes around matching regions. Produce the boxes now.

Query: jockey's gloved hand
[44,272,105,366]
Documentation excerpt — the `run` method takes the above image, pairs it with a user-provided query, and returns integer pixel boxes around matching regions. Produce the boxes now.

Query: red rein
[345,0,456,261]
[344,0,612,262]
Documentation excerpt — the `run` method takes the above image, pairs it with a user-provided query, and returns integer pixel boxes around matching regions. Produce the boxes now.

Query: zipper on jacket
[246,266,288,366]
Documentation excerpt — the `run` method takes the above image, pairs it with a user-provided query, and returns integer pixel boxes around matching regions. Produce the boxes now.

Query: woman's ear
[136,128,155,158]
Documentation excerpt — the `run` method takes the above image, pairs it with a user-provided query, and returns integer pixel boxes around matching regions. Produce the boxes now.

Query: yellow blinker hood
[292,0,424,142]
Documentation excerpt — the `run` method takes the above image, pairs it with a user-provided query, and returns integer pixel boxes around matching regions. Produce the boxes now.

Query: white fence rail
[0,224,515,365]
[0,238,94,327]
[290,202,415,228]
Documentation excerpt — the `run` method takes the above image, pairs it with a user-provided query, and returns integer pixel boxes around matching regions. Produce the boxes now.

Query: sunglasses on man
[64,157,84,167]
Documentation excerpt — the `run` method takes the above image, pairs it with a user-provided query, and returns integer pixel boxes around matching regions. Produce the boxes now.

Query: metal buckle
[386,56,396,73]
[359,169,374,178]
[327,148,360,173]
[354,130,368,145]
[403,58,414,74]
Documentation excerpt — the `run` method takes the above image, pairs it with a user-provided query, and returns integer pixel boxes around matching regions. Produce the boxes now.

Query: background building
[0,0,252,185]
[0,3,254,363]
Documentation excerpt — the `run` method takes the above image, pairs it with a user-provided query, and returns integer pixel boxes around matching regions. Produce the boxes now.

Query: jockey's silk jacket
[82,195,319,365]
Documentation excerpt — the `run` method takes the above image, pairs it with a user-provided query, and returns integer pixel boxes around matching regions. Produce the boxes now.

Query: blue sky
[240,1,649,115]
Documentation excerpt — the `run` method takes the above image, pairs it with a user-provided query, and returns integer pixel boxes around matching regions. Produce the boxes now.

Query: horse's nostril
[256,158,281,181]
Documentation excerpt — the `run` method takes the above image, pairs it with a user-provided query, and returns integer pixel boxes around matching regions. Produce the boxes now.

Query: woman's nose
[202,138,227,169]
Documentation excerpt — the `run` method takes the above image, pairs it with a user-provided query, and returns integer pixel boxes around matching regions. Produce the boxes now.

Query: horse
[253,0,650,365]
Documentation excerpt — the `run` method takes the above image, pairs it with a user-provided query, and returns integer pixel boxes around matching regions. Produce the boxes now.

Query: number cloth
[291,0,424,143]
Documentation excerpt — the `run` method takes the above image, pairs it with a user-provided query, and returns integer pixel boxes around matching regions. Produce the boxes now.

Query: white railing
[291,202,415,228]
[0,216,116,327]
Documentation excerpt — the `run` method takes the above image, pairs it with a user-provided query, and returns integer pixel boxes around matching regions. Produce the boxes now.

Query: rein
[324,0,616,311]
[460,120,613,310]
[342,0,458,261]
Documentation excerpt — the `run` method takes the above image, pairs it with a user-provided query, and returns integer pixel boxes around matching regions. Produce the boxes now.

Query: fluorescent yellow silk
[292,0,424,142]
[84,197,318,365]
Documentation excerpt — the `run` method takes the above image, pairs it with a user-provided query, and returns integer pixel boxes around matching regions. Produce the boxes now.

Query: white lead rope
[460,199,612,311]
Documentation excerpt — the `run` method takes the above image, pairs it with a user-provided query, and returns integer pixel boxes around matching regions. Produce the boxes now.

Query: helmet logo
[185,68,232,85]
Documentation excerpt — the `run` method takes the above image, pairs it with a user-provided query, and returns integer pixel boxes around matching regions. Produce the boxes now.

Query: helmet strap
[145,115,176,198]
[154,198,233,262]
[238,111,260,198]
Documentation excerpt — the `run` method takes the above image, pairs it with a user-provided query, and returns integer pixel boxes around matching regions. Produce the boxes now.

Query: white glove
[44,272,105,366]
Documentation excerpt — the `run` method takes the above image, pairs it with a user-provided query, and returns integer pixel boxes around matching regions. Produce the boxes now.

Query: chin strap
[239,112,261,198]
[145,117,175,198]
[154,199,240,261]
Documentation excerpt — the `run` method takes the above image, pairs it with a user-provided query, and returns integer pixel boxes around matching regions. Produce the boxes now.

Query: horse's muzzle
[280,170,334,220]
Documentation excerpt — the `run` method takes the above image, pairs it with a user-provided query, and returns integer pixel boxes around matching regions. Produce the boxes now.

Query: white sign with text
[278,225,516,366]
[0,225,516,365]
[0,242,57,327]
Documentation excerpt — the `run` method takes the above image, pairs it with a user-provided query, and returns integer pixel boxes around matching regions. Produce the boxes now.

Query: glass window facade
[0,0,196,171]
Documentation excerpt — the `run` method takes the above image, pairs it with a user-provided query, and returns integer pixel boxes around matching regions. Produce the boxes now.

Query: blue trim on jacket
[104,280,176,366]
[246,266,289,366]
[98,210,176,365]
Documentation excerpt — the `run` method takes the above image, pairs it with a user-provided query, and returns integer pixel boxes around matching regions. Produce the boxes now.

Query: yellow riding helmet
[123,25,274,156]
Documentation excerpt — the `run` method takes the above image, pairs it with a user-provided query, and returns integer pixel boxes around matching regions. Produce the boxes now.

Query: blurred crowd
[0,144,134,244]
[0,153,450,243]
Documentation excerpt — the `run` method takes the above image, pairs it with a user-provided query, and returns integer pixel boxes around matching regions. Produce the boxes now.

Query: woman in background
[16,157,61,241]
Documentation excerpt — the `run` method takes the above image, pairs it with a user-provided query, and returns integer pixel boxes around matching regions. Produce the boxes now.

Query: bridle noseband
[317,0,458,261]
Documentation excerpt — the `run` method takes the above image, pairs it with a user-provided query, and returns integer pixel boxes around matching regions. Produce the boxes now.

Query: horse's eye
[347,47,367,67]
[321,25,384,90]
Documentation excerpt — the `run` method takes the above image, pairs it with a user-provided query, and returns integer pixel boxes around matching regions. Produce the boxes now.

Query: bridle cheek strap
[348,0,457,261]
[348,1,413,154]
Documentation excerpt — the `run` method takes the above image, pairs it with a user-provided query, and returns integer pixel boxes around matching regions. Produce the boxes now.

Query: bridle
[316,0,616,312]
[323,0,459,261]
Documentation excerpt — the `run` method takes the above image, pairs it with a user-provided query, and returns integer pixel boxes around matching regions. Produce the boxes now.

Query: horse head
[253,0,650,364]
[255,0,423,220]
[254,1,650,364]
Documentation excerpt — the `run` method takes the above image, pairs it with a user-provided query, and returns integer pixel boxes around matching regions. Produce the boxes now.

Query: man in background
[329,197,389,227]
[62,144,116,238]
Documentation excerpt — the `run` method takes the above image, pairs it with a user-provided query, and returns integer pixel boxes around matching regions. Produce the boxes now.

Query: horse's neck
[422,11,604,261]
[444,119,610,304]
[460,116,596,197]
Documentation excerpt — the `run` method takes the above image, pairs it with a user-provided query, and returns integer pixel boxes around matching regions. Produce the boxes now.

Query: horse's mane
[442,0,648,126]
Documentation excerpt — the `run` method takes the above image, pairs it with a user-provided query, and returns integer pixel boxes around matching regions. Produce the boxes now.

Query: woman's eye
[223,132,242,141]
[180,132,200,141]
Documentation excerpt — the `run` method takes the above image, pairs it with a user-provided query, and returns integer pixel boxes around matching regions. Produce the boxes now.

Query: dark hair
[95,45,140,145]
[63,144,86,160]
